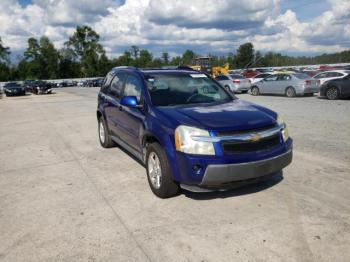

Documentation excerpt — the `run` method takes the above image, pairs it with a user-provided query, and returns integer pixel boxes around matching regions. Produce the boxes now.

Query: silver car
[250,73,320,97]
[215,74,251,93]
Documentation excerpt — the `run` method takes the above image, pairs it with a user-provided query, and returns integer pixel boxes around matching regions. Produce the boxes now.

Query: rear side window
[123,75,142,102]
[330,72,343,77]
[101,73,114,93]
[109,73,126,99]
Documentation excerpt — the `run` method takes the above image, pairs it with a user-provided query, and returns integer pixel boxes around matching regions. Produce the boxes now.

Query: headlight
[175,125,215,155]
[277,115,289,142]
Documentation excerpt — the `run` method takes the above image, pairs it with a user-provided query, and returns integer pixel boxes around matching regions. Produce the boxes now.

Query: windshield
[145,73,233,107]
[5,82,21,87]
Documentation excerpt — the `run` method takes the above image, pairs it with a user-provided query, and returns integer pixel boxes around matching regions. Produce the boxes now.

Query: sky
[1,0,349,60]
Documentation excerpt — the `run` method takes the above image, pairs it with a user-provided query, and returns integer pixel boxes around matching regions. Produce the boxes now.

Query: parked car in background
[241,69,259,78]
[255,68,273,73]
[24,80,53,94]
[249,73,272,84]
[215,74,250,93]
[97,66,293,198]
[251,73,319,97]
[318,65,337,71]
[3,82,26,96]
[302,70,319,77]
[313,70,350,85]
[319,73,350,100]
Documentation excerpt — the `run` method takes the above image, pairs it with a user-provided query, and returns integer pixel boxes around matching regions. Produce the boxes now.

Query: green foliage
[236,42,255,68]
[2,30,350,82]
[65,25,106,77]
[182,50,195,65]
[0,37,11,81]
[162,52,169,65]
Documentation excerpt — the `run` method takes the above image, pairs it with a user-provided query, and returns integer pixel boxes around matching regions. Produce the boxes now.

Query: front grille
[221,134,280,154]
[216,124,276,137]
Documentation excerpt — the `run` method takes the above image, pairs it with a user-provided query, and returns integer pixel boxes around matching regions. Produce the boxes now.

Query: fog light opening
[192,164,202,175]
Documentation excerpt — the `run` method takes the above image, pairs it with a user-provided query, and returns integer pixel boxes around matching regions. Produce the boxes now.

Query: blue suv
[97,67,293,198]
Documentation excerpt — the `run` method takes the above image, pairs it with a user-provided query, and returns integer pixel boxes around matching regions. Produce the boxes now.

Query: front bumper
[199,149,292,187]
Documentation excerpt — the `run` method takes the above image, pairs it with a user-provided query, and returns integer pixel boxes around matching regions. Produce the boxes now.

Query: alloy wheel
[148,152,162,189]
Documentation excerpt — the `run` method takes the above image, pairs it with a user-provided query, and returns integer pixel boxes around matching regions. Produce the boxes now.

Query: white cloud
[0,0,349,58]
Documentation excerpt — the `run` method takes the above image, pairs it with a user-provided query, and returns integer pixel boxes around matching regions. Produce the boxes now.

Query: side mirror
[121,96,142,108]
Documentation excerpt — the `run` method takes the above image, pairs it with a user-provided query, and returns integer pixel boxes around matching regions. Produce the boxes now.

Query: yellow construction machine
[189,56,229,77]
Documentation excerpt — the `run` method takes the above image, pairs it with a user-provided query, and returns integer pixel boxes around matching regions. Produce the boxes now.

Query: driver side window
[265,75,278,81]
[123,75,142,102]
[109,73,126,99]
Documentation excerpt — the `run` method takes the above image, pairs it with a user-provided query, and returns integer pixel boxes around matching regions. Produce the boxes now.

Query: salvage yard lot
[0,88,349,261]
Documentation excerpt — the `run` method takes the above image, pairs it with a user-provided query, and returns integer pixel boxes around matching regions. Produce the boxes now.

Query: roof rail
[112,65,197,72]
[112,66,137,70]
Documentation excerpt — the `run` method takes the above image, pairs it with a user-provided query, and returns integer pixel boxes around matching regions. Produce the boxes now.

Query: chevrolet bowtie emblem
[250,133,261,142]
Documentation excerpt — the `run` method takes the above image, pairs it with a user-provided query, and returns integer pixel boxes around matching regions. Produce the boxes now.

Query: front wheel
[146,143,179,198]
[326,87,339,100]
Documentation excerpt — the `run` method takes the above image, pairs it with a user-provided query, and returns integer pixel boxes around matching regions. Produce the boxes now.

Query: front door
[260,74,278,94]
[118,74,145,151]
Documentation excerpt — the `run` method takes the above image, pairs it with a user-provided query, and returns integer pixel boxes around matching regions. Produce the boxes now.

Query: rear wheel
[326,86,339,100]
[146,143,179,198]
[251,86,259,96]
[98,116,115,148]
[285,87,296,97]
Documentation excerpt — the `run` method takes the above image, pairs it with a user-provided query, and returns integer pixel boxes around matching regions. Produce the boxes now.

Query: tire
[285,87,296,97]
[146,143,179,198]
[326,86,339,100]
[251,86,259,96]
[98,116,115,148]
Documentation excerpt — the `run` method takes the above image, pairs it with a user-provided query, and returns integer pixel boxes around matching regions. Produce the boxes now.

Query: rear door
[117,74,146,151]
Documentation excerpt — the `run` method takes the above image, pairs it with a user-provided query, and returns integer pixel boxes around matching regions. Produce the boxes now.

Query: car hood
[155,99,277,132]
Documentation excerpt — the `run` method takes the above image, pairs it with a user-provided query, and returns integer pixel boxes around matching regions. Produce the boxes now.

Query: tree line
[0,25,350,81]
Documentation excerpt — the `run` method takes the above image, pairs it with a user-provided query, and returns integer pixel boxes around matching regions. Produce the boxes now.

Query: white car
[313,70,350,85]
[249,73,272,84]
[215,74,251,93]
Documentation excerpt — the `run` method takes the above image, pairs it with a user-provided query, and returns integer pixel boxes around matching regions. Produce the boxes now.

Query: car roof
[315,70,350,74]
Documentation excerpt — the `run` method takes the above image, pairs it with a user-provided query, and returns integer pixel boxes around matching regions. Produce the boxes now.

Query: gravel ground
[0,87,349,262]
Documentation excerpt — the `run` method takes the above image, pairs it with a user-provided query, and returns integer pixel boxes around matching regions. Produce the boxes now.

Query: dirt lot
[0,88,349,262]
